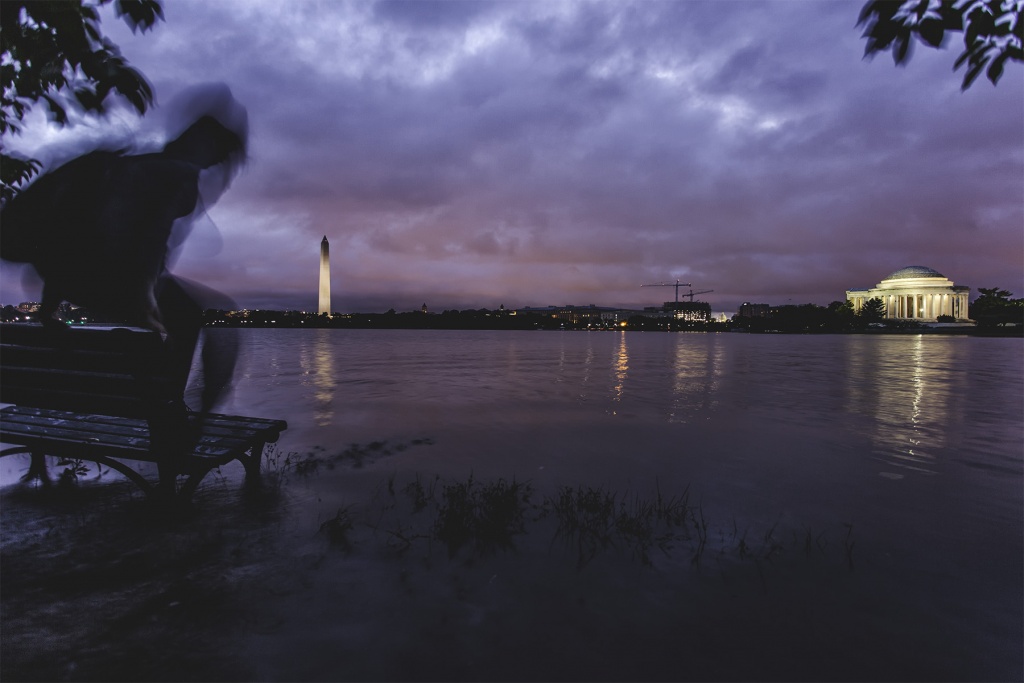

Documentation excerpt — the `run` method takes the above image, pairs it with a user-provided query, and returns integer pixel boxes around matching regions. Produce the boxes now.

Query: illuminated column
[318,235,331,315]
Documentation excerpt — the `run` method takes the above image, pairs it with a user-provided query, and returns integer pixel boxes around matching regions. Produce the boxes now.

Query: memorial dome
[847,265,968,321]
[883,266,945,281]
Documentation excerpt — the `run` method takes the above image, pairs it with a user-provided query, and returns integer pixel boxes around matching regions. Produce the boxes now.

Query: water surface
[2,329,1020,681]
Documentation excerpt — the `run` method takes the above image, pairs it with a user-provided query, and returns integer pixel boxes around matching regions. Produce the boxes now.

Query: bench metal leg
[176,464,219,501]
[0,447,50,485]
[90,455,156,497]
[243,443,266,480]
[24,451,51,486]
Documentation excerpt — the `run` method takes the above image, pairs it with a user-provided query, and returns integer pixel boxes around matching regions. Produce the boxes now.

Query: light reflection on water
[299,329,336,427]
[843,335,966,476]
[6,328,1015,504]
[212,330,1022,487]
[611,332,627,406]
[217,330,1022,675]
[668,334,723,422]
[2,329,1020,681]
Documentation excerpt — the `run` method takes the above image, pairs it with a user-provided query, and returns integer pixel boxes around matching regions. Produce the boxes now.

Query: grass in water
[432,475,532,557]
[125,442,854,575]
[294,466,857,575]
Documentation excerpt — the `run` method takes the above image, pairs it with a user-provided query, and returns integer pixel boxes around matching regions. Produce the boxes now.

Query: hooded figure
[1,86,248,418]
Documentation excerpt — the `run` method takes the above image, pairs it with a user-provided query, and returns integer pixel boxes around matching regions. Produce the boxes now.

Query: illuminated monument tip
[318,235,331,315]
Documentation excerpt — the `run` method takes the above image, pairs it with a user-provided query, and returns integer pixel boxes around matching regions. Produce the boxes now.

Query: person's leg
[147,274,205,492]
[154,275,204,396]
[165,275,239,413]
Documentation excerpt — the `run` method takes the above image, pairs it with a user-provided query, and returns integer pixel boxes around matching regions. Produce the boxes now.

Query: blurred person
[1,86,248,462]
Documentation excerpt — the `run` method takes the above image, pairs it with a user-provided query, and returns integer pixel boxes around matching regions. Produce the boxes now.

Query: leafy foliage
[859,297,886,323]
[858,0,1023,89]
[970,287,1024,326]
[1,0,163,199]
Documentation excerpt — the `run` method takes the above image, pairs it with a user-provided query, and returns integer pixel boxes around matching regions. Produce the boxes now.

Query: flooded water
[2,329,1021,681]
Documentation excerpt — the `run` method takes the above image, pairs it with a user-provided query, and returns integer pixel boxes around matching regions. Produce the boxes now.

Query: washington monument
[318,235,330,314]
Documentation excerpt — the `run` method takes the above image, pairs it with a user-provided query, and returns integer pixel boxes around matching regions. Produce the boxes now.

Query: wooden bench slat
[0,409,274,454]
[3,405,287,429]
[0,421,243,458]
[0,323,288,497]
[0,416,258,456]
[2,406,286,439]
[0,434,236,474]
[1,407,277,440]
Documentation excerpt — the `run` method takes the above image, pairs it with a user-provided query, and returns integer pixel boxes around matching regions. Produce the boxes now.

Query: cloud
[3,0,1021,313]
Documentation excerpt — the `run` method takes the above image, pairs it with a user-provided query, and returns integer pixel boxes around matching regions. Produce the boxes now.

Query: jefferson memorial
[846,266,970,321]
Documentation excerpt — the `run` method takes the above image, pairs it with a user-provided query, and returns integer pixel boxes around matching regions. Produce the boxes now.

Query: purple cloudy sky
[3,0,1022,314]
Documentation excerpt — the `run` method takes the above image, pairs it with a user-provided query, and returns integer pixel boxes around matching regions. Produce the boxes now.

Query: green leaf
[918,20,946,47]
[115,0,165,33]
[987,50,1010,83]
[896,35,912,63]
[961,55,991,89]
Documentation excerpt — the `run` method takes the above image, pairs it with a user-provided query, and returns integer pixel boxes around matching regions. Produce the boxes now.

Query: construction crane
[681,288,713,302]
[641,280,692,304]
[641,281,714,303]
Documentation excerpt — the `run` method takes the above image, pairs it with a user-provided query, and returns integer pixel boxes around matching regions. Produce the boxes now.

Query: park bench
[0,322,287,499]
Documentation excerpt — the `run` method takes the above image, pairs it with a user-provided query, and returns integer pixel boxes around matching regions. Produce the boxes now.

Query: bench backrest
[0,323,183,419]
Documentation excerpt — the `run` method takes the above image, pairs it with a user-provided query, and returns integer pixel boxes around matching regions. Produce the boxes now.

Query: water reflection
[668,336,723,423]
[300,330,336,426]
[580,342,596,402]
[844,337,966,477]
[611,332,629,406]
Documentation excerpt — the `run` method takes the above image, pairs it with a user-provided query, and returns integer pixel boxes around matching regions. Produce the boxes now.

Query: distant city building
[664,301,711,323]
[318,235,331,315]
[516,305,631,324]
[737,302,770,318]
[847,266,969,321]
[514,302,720,326]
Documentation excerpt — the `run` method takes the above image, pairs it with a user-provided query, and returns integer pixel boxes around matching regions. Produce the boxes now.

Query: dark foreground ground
[2,463,1021,682]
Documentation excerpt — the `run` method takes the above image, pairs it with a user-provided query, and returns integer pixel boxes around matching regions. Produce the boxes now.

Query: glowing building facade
[318,235,331,315]
[847,266,970,321]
